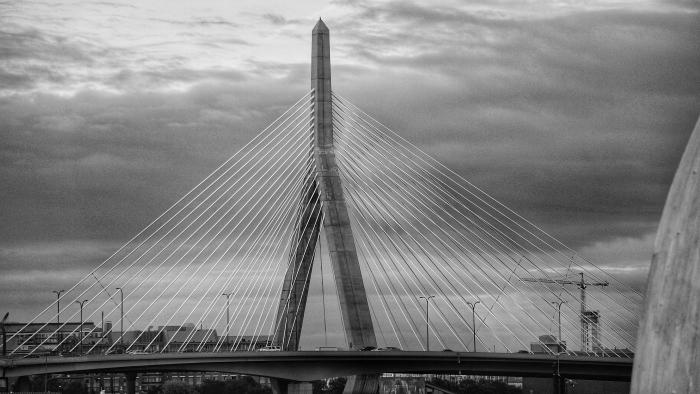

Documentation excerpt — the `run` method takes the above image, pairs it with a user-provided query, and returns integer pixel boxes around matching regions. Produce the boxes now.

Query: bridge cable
[334,101,628,354]
[334,94,640,354]
[17,92,315,357]
[334,98,640,350]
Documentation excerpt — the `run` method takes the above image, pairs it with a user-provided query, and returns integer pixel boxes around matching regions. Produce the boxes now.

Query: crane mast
[520,272,609,351]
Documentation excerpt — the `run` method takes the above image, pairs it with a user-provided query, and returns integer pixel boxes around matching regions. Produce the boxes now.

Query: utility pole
[221,293,231,349]
[419,295,435,351]
[467,301,480,352]
[75,300,88,355]
[116,287,124,348]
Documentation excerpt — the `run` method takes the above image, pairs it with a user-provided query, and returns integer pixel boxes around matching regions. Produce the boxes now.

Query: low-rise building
[3,322,107,356]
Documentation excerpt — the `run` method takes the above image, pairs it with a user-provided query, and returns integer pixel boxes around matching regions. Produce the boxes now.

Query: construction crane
[520,272,609,351]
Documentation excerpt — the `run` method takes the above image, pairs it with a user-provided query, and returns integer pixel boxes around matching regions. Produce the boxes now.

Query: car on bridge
[372,346,402,351]
[127,350,152,355]
[257,345,281,352]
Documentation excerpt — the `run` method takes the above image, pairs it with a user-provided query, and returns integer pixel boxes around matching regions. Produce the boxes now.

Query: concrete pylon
[630,115,700,393]
[311,19,377,351]
[273,19,376,352]
[273,19,378,394]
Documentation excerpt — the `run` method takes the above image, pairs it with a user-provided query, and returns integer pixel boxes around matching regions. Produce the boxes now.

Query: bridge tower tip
[313,18,329,33]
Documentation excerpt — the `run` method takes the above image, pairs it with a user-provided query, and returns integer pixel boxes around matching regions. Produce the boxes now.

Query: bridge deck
[1,351,632,382]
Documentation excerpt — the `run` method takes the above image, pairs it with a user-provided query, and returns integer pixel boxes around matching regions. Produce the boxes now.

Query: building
[582,310,601,351]
[530,334,566,354]
[3,322,108,356]
[158,324,218,352]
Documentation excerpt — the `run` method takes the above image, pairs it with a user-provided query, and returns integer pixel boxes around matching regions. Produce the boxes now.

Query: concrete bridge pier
[13,376,31,392]
[631,116,700,392]
[551,371,565,394]
[270,378,313,394]
[125,372,136,394]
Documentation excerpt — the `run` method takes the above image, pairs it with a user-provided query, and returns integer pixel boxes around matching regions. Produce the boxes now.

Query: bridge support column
[125,372,136,394]
[552,373,565,394]
[270,378,288,394]
[631,116,700,392]
[271,379,313,394]
[13,376,31,392]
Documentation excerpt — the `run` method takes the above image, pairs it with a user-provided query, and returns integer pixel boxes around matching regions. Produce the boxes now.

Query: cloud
[0,0,697,348]
[325,3,700,249]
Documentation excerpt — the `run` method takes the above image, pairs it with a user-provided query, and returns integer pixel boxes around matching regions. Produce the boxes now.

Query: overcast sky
[1,0,699,349]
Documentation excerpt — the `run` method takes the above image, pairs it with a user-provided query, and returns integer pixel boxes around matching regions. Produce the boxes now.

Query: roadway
[0,351,632,382]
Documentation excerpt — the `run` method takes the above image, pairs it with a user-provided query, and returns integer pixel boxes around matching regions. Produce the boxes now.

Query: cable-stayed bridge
[1,20,643,393]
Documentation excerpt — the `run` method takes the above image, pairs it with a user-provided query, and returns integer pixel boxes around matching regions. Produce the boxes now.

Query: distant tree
[197,376,271,394]
[430,378,460,393]
[326,377,346,394]
[197,379,225,394]
[457,379,522,394]
[311,377,346,394]
[429,378,522,394]
[62,381,88,394]
[146,384,163,394]
[225,376,271,394]
[162,380,195,394]
[312,380,326,394]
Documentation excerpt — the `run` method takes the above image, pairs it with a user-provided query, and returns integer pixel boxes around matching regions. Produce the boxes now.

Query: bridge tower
[273,20,377,354]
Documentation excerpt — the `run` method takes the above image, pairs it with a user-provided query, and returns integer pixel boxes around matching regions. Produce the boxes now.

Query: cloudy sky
[1,0,699,349]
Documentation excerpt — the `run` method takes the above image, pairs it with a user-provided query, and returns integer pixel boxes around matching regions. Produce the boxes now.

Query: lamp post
[553,351,565,394]
[551,300,566,352]
[418,295,435,351]
[52,290,65,324]
[221,293,231,349]
[75,300,88,355]
[53,290,65,348]
[115,287,124,348]
[1,312,8,357]
[466,301,480,352]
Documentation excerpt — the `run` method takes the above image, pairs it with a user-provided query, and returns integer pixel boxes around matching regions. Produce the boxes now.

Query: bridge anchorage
[6,19,677,394]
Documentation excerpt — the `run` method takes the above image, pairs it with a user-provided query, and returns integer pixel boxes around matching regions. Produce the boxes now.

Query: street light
[52,290,65,324]
[553,351,565,394]
[418,295,435,351]
[53,289,65,348]
[221,293,231,349]
[75,300,88,355]
[551,300,566,352]
[466,301,480,352]
[115,287,124,348]
[1,312,8,357]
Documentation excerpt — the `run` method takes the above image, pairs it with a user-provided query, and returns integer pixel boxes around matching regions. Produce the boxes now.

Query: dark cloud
[0,76,307,246]
[328,3,700,248]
